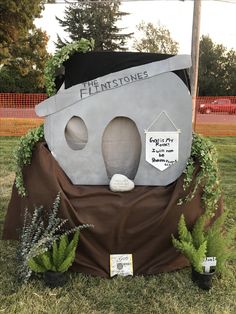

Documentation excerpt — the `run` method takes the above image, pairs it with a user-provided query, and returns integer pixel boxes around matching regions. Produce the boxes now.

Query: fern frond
[172,236,183,251]
[57,234,69,267]
[28,257,47,273]
[52,241,59,268]
[40,250,53,271]
[56,231,79,272]
[64,231,80,258]
[57,250,76,272]
[193,241,207,273]
[192,215,207,248]
[178,214,193,243]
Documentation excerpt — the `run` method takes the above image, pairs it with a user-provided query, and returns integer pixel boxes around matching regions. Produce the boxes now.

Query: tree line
[0,0,235,96]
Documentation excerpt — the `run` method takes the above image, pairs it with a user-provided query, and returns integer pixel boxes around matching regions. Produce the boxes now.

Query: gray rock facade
[36,56,192,186]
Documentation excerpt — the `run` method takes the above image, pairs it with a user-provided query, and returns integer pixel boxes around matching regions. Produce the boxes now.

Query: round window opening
[65,116,88,150]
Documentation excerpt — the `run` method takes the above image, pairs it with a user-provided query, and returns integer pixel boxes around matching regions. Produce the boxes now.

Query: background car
[199,98,236,114]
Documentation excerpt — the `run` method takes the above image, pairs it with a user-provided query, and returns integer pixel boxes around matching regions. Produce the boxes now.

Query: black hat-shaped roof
[55,51,190,92]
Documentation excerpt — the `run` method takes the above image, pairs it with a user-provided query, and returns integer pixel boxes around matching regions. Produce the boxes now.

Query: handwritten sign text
[145,131,179,171]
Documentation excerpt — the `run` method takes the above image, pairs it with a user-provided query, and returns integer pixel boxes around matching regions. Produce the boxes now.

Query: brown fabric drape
[3,142,221,278]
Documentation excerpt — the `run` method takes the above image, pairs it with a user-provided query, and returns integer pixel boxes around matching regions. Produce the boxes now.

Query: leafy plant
[28,231,79,273]
[44,38,94,96]
[206,211,236,274]
[172,215,207,273]
[172,212,236,274]
[178,133,221,217]
[133,21,179,54]
[14,124,44,197]
[17,192,92,283]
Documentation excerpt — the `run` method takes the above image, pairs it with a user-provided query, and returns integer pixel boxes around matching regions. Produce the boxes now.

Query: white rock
[109,174,135,192]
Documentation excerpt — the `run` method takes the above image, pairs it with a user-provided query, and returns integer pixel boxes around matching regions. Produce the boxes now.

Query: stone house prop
[4,52,209,278]
[36,52,192,187]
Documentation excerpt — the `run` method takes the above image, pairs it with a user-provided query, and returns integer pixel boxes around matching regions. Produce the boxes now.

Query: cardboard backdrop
[36,54,192,186]
[3,143,222,277]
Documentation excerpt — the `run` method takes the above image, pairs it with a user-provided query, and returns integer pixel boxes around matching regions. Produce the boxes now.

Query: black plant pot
[44,271,68,288]
[191,268,215,291]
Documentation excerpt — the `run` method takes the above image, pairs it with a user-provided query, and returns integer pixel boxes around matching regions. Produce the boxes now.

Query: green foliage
[192,215,206,249]
[178,214,193,243]
[56,0,132,51]
[199,35,236,96]
[28,231,80,273]
[17,192,65,281]
[13,124,44,197]
[192,241,208,273]
[28,256,47,273]
[178,133,221,217]
[0,28,50,93]
[206,211,236,274]
[172,214,207,273]
[172,212,236,274]
[133,21,179,54]
[44,38,94,96]
[58,231,79,272]
[0,0,45,64]
[0,1,50,92]
[17,192,92,282]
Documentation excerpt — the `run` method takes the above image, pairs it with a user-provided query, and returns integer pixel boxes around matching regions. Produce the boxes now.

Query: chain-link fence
[0,93,46,136]
[0,93,236,136]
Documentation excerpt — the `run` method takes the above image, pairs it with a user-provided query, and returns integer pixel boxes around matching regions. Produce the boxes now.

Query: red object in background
[198,98,236,115]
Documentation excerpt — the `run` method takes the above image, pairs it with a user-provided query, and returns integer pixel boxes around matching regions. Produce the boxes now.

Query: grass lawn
[0,136,235,314]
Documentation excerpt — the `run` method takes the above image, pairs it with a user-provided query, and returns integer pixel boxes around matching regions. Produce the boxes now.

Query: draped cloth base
[3,142,222,278]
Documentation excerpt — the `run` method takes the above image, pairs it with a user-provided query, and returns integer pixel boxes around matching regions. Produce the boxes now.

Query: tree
[224,49,236,96]
[133,21,179,54]
[0,29,50,93]
[0,0,52,64]
[198,35,236,96]
[56,0,132,51]
[0,0,51,92]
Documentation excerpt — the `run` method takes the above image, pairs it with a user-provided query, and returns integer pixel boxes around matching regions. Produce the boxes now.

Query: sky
[34,0,236,54]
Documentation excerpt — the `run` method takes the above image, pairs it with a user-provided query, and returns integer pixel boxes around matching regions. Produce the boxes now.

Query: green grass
[0,136,235,314]
[0,137,19,236]
[210,137,236,198]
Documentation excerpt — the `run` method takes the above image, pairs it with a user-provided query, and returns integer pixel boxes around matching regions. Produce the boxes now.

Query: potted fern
[28,231,80,288]
[172,211,235,290]
[17,192,93,285]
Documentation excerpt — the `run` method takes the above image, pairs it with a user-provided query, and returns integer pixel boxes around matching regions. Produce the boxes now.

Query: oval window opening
[65,116,88,150]
[102,117,142,180]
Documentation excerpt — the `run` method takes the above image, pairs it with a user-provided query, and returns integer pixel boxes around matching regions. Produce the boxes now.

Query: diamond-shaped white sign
[145,131,179,171]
